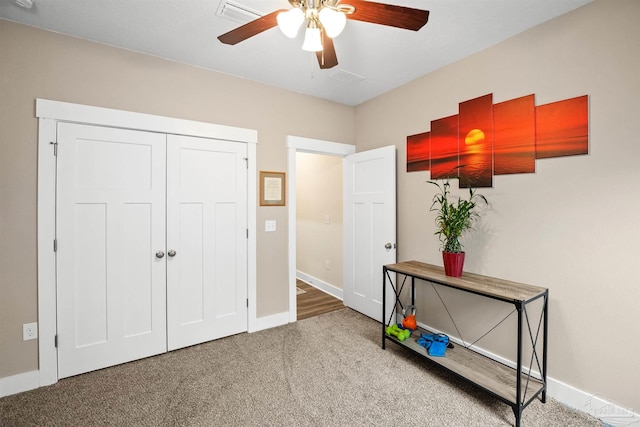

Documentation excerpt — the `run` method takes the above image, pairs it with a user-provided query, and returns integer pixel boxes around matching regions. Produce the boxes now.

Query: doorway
[287,136,397,323]
[295,151,344,320]
[287,136,355,322]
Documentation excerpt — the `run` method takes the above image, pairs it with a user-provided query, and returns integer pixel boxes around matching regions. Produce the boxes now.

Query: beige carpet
[0,308,602,426]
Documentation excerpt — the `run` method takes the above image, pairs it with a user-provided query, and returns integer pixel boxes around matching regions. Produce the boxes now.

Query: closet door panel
[56,123,167,379]
[177,202,205,324]
[213,202,239,316]
[167,135,248,351]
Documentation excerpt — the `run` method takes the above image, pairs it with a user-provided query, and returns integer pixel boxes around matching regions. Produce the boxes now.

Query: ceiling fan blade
[344,0,429,31]
[218,9,287,45]
[316,32,339,69]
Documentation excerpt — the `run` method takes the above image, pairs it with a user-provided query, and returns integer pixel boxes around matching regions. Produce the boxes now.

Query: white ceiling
[0,0,592,106]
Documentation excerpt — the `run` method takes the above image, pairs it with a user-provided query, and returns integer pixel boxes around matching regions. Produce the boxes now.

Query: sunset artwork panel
[458,94,493,188]
[494,94,536,175]
[536,95,589,159]
[406,93,588,187]
[407,131,430,172]
[430,115,459,179]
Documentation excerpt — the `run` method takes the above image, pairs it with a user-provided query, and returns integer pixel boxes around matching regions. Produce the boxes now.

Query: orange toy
[402,305,417,330]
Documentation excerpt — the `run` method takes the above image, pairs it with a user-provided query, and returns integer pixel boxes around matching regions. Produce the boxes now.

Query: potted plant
[428,178,487,277]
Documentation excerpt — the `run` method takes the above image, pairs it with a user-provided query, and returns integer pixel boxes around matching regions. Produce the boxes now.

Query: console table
[382,261,548,427]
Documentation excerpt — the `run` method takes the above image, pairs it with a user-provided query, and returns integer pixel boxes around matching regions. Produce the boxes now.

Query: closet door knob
[155,251,165,259]
[168,250,176,257]
[385,243,393,249]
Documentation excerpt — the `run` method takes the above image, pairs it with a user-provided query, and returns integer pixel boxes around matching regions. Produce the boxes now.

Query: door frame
[286,136,355,322]
[36,99,258,386]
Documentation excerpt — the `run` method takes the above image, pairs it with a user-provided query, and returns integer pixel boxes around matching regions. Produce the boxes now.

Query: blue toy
[417,333,450,357]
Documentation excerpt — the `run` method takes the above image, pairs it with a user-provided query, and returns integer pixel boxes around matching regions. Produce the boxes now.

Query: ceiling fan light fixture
[302,21,323,52]
[277,7,305,38]
[318,7,346,38]
[217,0,430,71]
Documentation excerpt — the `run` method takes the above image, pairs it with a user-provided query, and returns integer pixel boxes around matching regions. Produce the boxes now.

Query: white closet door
[166,135,248,351]
[56,123,167,378]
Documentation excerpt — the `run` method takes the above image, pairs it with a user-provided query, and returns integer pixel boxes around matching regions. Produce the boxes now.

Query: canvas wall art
[535,95,589,159]
[407,94,589,188]
[406,131,430,172]
[458,94,494,188]
[430,115,459,179]
[493,94,536,175]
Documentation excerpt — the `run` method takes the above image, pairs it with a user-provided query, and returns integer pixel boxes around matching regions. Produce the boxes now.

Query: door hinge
[50,141,58,156]
[246,229,249,239]
[54,335,58,348]
[243,157,248,169]
[53,239,57,252]
[246,298,249,308]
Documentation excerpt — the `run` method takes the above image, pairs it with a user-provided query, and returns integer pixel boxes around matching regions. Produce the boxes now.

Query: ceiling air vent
[216,0,263,24]
[329,69,366,86]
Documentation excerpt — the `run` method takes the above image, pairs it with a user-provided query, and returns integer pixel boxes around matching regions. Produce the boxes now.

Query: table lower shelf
[384,327,544,406]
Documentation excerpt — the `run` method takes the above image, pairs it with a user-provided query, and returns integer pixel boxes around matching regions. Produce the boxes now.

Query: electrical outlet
[23,322,38,341]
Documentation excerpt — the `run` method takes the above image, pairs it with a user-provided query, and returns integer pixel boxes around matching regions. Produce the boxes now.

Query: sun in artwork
[465,129,485,153]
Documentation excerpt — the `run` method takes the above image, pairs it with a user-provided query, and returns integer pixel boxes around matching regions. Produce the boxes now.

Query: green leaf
[427,178,487,253]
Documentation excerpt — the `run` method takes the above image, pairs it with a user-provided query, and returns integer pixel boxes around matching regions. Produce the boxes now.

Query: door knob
[385,243,393,249]
[155,250,165,259]
[168,250,176,257]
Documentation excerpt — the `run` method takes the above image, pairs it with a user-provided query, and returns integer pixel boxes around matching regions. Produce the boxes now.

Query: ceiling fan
[217,0,429,69]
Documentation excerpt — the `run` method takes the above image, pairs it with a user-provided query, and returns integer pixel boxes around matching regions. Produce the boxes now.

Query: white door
[166,135,248,351]
[56,123,167,378]
[343,145,397,321]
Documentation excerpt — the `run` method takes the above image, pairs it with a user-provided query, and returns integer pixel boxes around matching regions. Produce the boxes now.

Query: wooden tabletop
[384,260,547,303]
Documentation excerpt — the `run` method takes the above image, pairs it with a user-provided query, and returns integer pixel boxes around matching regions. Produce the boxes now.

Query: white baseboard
[252,311,290,332]
[0,370,40,398]
[296,271,343,300]
[403,317,640,426]
[547,378,640,426]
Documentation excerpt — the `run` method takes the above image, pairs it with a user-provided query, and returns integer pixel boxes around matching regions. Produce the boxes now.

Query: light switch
[265,220,276,232]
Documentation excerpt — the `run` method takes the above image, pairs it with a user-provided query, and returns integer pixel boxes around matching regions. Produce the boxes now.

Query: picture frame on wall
[259,171,286,206]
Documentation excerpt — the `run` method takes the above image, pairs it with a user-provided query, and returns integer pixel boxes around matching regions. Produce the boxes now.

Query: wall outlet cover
[23,322,38,340]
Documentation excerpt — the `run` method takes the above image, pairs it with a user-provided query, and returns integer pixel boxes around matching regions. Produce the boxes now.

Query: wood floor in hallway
[296,280,345,321]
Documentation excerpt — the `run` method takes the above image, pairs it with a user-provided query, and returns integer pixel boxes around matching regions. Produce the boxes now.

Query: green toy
[386,323,411,341]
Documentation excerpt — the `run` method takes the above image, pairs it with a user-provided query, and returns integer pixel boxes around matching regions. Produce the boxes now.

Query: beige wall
[0,19,354,379]
[296,152,343,289]
[354,0,640,412]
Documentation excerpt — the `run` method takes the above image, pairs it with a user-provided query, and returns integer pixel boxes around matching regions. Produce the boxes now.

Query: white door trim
[286,136,355,323]
[36,99,257,387]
